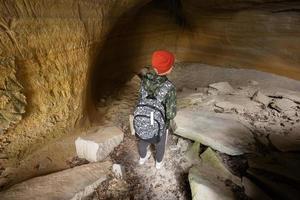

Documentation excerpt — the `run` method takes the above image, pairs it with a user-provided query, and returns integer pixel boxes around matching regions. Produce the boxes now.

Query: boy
[134,50,177,169]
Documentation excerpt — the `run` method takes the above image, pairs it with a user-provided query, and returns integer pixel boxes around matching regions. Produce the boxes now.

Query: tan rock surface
[0,161,112,200]
[0,0,148,161]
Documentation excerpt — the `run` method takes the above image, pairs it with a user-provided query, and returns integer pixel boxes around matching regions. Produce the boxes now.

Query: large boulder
[189,148,243,200]
[0,161,112,200]
[174,109,255,155]
[75,126,124,162]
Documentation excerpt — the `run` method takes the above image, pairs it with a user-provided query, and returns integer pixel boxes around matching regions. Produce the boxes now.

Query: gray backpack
[134,80,173,143]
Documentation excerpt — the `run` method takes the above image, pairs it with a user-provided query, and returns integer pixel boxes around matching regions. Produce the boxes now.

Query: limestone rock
[269,98,298,113]
[215,101,244,113]
[251,90,271,106]
[214,94,262,114]
[0,161,112,200]
[188,148,242,200]
[264,89,300,104]
[275,90,300,104]
[184,142,201,166]
[174,109,255,155]
[75,126,124,162]
[208,82,234,95]
[112,164,125,179]
[176,138,190,153]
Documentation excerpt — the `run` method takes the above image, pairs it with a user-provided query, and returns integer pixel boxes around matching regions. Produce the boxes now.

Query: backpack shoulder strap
[156,80,174,102]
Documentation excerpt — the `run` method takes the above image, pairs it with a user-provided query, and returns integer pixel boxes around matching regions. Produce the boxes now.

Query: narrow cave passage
[88,0,186,123]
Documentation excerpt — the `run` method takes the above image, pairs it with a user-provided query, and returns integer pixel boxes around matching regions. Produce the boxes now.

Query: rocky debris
[0,161,112,200]
[178,81,300,153]
[188,148,244,200]
[75,126,124,162]
[174,109,255,155]
[112,164,125,179]
[215,95,262,114]
[269,98,298,113]
[251,90,271,107]
[95,177,130,199]
[182,142,202,168]
[177,138,191,153]
[215,101,244,113]
[66,156,89,168]
[266,89,300,104]
[92,133,192,199]
[208,82,234,95]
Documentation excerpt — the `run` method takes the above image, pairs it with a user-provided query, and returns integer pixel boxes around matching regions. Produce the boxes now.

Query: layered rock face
[0,0,149,161]
[97,0,300,84]
[0,0,299,168]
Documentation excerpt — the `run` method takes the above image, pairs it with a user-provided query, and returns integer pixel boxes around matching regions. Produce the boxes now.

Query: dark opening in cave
[88,0,186,117]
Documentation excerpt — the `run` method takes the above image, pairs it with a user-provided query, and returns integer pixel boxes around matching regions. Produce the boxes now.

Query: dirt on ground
[94,128,192,200]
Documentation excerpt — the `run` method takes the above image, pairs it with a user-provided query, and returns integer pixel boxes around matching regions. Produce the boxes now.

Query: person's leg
[155,129,168,163]
[138,139,151,165]
[138,139,150,158]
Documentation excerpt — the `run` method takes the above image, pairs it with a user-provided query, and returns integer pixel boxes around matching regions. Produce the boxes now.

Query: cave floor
[94,129,192,200]
[1,63,300,199]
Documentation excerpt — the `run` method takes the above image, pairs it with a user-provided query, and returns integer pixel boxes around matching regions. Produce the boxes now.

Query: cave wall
[0,0,149,161]
[0,0,299,163]
[97,0,300,83]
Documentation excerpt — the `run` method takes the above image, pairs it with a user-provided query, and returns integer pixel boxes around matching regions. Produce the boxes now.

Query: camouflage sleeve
[165,87,177,121]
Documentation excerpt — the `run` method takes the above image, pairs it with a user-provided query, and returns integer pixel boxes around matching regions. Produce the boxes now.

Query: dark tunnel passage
[89,0,186,103]
[87,0,188,122]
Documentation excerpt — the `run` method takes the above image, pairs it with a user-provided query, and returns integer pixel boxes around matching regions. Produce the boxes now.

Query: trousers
[138,129,168,162]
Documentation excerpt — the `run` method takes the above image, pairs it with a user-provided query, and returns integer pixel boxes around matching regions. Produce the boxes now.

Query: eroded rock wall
[0,0,148,161]
[96,0,300,84]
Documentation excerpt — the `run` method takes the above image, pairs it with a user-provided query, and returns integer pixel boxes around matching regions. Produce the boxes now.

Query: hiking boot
[139,151,151,165]
[155,160,163,169]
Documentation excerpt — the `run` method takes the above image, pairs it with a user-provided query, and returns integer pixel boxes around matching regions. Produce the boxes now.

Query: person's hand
[139,67,148,76]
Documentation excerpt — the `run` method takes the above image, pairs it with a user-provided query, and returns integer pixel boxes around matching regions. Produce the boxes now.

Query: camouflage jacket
[138,69,177,127]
